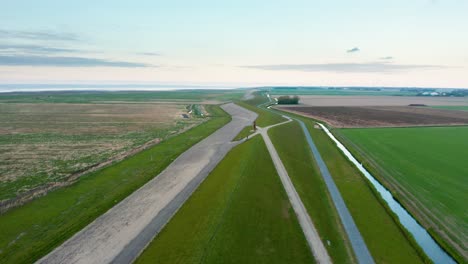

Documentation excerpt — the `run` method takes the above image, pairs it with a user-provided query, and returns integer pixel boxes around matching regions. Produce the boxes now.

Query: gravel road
[259,118,332,264]
[37,103,257,264]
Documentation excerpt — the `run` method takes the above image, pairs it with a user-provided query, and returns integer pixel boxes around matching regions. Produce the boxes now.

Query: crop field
[268,121,355,263]
[0,90,244,104]
[0,102,203,201]
[289,95,468,107]
[0,104,230,264]
[431,105,468,111]
[136,136,314,264]
[339,126,468,260]
[280,106,468,128]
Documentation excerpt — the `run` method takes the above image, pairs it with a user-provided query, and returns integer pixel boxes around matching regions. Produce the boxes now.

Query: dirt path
[255,118,332,264]
[36,103,257,264]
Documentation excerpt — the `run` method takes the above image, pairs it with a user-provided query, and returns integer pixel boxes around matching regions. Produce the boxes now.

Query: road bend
[258,118,332,264]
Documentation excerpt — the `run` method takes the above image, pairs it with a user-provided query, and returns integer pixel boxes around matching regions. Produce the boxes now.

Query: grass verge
[268,122,356,263]
[232,125,255,141]
[236,96,285,127]
[0,104,230,264]
[136,136,314,264]
[270,109,426,263]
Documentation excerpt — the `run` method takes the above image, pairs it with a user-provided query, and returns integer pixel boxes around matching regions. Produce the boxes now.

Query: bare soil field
[279,106,468,128]
[293,95,468,107]
[0,103,201,201]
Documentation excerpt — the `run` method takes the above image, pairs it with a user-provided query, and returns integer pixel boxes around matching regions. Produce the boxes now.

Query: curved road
[37,103,257,264]
[263,95,375,264]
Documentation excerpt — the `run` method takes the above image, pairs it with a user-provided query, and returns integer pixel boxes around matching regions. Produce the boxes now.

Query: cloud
[0,44,79,55]
[346,47,360,53]
[136,52,161,56]
[0,29,79,41]
[242,62,446,73]
[379,56,394,60]
[0,55,151,67]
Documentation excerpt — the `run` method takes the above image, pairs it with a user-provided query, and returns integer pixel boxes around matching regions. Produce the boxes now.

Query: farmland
[280,106,468,128]
[0,102,202,201]
[0,104,230,264]
[338,126,468,260]
[136,136,314,264]
[292,95,468,107]
[0,90,244,104]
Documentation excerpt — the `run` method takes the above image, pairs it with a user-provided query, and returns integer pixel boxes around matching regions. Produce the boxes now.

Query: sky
[1,0,467,88]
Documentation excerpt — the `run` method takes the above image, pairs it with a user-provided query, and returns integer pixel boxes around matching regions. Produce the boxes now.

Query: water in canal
[318,123,456,264]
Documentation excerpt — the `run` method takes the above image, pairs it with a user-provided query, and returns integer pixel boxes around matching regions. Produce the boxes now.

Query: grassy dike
[0,105,230,264]
[268,122,356,263]
[235,100,286,127]
[136,136,314,264]
[273,110,426,263]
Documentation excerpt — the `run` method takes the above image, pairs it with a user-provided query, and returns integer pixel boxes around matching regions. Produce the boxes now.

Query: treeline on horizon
[277,95,299,104]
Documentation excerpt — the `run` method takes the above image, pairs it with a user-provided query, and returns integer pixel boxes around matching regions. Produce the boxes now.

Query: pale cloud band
[242,62,447,73]
[0,55,150,67]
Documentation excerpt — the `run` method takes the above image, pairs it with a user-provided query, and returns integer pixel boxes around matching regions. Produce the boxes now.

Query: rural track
[262,95,375,264]
[36,103,257,264]
[253,117,332,264]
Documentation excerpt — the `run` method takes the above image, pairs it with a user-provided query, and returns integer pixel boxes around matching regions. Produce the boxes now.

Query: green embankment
[232,125,255,141]
[268,122,356,263]
[339,126,468,261]
[136,136,314,264]
[270,109,426,263]
[236,99,285,127]
[0,105,230,264]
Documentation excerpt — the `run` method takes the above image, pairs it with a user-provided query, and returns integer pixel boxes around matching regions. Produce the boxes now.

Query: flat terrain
[291,95,468,106]
[0,90,244,103]
[136,136,314,264]
[38,103,257,264]
[431,105,468,111]
[339,126,468,259]
[269,122,356,263]
[0,105,230,264]
[0,102,199,201]
[280,106,468,127]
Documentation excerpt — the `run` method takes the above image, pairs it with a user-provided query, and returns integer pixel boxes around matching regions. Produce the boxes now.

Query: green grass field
[136,136,314,264]
[339,126,468,258]
[232,125,255,141]
[430,105,468,111]
[268,108,426,263]
[0,90,243,103]
[268,122,356,263]
[235,100,285,127]
[0,105,230,264]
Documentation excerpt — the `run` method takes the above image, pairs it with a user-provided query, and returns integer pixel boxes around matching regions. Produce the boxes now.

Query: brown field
[0,103,201,200]
[293,95,468,107]
[279,106,468,128]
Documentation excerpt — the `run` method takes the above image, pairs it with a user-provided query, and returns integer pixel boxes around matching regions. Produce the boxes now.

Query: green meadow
[339,126,468,260]
[136,136,314,264]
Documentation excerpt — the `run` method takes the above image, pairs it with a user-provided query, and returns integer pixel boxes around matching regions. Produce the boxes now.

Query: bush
[277,96,299,104]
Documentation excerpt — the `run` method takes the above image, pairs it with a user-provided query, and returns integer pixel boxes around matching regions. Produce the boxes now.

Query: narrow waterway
[317,123,456,264]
